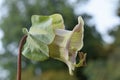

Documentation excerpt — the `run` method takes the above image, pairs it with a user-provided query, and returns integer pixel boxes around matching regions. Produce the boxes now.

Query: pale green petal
[30,15,55,44]
[66,60,75,75]
[22,35,49,61]
[22,15,56,61]
[67,16,84,68]
[50,14,65,29]
[29,26,54,44]
[48,29,70,59]
[49,29,72,59]
[53,29,72,48]
[49,43,60,58]
[49,16,85,75]
[69,16,84,51]
[31,15,51,26]
[49,29,74,75]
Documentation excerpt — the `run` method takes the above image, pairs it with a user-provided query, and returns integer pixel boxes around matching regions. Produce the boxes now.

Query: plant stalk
[17,35,27,80]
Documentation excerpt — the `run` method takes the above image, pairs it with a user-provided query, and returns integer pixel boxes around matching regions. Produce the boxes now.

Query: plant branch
[17,35,27,80]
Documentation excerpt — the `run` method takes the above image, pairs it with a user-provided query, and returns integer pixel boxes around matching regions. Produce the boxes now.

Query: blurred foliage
[0,0,119,80]
[84,47,120,80]
[21,66,77,80]
[84,15,120,80]
[109,25,120,46]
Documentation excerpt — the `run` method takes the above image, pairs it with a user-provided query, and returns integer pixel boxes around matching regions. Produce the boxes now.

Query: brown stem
[17,35,27,80]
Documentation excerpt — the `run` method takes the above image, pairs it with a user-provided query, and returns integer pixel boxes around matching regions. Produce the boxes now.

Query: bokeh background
[0,0,120,80]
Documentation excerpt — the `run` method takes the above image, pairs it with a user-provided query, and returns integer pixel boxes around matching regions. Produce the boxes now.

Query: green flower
[49,16,86,75]
[22,14,86,75]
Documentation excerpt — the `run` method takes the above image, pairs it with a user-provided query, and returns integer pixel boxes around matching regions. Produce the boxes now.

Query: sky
[74,0,120,43]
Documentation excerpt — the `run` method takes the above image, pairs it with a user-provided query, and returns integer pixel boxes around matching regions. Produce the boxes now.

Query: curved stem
[17,35,27,80]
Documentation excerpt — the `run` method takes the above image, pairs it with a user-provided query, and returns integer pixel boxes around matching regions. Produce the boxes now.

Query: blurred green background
[0,0,120,80]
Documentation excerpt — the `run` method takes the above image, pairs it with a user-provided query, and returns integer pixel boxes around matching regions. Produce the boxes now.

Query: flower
[22,14,86,75]
[49,15,86,75]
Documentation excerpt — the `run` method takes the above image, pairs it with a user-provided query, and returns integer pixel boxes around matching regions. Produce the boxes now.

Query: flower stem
[17,35,27,80]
